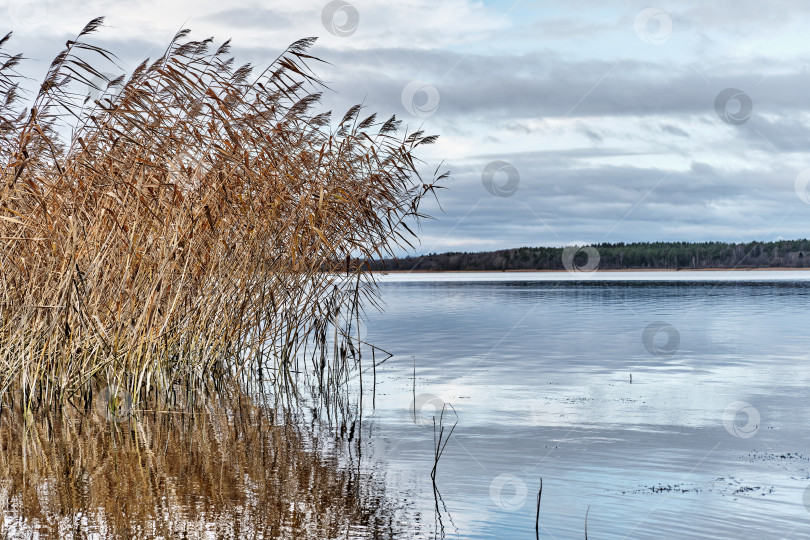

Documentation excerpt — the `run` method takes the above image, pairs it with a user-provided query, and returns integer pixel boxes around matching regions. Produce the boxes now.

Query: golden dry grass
[0,18,446,417]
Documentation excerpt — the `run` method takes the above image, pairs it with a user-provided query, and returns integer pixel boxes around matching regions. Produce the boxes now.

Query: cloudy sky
[5,0,810,255]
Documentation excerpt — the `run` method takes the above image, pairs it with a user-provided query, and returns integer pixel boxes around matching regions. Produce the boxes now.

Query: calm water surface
[361,271,810,539]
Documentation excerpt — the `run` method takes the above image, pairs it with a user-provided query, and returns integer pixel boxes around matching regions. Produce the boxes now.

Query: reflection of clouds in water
[362,277,810,537]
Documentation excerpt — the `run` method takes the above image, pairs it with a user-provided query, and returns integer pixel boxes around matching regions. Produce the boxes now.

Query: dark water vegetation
[0,17,445,538]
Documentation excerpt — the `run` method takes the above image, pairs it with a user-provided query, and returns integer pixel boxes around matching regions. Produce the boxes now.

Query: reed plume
[0,18,446,417]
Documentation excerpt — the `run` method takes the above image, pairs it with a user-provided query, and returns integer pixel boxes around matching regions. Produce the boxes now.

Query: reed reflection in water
[0,400,411,539]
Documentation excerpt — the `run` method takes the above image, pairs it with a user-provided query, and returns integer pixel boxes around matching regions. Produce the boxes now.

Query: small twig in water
[585,505,590,540]
[535,477,543,538]
[430,403,457,483]
[412,355,416,422]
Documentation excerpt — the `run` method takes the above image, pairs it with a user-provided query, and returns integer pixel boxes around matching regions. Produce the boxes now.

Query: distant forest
[367,240,810,272]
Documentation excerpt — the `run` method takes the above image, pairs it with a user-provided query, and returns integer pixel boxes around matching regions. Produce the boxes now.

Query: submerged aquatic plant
[0,18,446,417]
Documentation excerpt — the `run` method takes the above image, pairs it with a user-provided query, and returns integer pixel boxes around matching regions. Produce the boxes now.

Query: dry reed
[0,18,446,418]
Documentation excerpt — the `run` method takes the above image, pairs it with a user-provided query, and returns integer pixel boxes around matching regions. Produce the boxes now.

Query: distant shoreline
[380,267,810,273]
[367,241,810,273]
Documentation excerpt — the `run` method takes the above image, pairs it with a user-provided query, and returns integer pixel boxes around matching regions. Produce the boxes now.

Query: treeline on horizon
[367,240,810,272]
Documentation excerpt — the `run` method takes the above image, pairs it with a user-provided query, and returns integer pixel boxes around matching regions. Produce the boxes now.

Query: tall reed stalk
[0,18,446,418]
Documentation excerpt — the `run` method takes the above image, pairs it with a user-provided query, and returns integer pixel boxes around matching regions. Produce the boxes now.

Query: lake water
[5,270,810,539]
[360,271,810,539]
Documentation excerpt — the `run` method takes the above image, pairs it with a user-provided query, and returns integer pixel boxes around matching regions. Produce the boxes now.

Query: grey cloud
[313,47,810,124]
[580,127,603,142]
[662,124,690,137]
[732,116,810,154]
[403,154,806,254]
